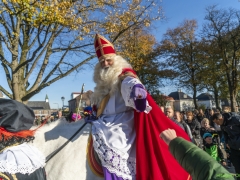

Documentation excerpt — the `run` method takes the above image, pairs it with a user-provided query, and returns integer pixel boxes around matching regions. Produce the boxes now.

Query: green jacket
[204,143,224,163]
[169,137,234,180]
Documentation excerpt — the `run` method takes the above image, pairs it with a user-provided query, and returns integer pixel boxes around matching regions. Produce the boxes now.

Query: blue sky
[1,0,239,109]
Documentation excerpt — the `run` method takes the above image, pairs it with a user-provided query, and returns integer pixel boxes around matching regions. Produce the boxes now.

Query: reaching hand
[160,129,177,146]
[130,84,147,112]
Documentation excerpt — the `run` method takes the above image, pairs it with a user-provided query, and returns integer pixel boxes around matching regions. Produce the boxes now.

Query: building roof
[196,93,214,101]
[168,91,192,100]
[27,101,51,110]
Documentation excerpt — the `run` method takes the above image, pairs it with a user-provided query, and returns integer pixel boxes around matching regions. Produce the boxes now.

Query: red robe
[134,94,191,180]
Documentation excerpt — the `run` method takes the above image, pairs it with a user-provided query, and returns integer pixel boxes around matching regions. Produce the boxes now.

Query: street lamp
[61,96,65,110]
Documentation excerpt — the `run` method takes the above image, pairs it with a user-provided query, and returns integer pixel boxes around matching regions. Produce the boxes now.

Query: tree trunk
[225,69,237,112]
[213,90,220,111]
[193,85,198,109]
[229,90,238,112]
[12,68,27,104]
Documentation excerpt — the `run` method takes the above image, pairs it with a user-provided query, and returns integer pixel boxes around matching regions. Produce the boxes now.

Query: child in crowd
[202,133,226,166]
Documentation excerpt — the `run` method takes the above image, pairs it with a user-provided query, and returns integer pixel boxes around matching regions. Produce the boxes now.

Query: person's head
[212,112,224,126]
[203,133,212,144]
[100,57,114,69]
[92,34,132,105]
[174,111,181,122]
[201,118,210,128]
[193,109,198,115]
[165,107,174,119]
[209,109,214,115]
[186,111,193,121]
[0,99,36,151]
[223,107,230,113]
[199,108,203,114]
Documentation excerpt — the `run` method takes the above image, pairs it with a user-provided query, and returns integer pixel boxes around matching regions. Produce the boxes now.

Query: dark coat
[200,126,215,138]
[221,112,240,150]
[186,118,201,139]
[196,113,206,123]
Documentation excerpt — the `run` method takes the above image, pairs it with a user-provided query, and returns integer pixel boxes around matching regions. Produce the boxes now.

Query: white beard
[91,55,132,106]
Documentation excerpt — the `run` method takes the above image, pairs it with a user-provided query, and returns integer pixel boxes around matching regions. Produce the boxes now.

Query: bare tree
[202,6,240,111]
[160,19,204,109]
[0,0,162,103]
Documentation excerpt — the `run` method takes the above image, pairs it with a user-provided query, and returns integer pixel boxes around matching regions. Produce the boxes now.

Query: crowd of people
[164,106,240,179]
[34,111,63,125]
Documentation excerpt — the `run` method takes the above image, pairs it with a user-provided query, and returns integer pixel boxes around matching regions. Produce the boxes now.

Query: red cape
[134,94,192,180]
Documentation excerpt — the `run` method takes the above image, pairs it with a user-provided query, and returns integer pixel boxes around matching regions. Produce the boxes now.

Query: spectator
[213,112,240,180]
[58,111,62,118]
[180,111,187,121]
[200,118,220,146]
[193,109,199,117]
[196,108,206,123]
[174,111,193,141]
[165,107,174,120]
[206,109,215,126]
[202,133,226,166]
[223,107,231,113]
[160,129,234,180]
[185,111,202,148]
[200,118,215,137]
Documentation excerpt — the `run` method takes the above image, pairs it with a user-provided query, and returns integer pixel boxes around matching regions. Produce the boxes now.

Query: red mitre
[94,34,116,61]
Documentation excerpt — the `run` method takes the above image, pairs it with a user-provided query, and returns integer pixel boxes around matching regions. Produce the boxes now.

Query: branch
[24,55,95,100]
[0,85,12,99]
[51,43,93,52]
[1,62,12,89]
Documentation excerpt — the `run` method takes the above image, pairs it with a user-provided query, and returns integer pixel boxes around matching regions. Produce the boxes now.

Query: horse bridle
[45,122,87,163]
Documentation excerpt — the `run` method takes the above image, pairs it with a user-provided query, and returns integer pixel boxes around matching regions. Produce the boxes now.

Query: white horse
[30,118,104,180]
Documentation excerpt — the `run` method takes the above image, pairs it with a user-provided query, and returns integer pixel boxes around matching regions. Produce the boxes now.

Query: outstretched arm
[121,76,152,113]
[160,129,234,180]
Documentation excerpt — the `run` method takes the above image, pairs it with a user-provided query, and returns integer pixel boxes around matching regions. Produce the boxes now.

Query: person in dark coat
[0,99,46,180]
[207,109,214,127]
[174,111,193,141]
[213,112,240,180]
[185,111,202,148]
[196,108,206,123]
[160,129,234,180]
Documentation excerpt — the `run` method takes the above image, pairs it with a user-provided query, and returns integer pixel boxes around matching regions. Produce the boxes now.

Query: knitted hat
[94,34,116,61]
[203,132,212,139]
[0,99,35,132]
